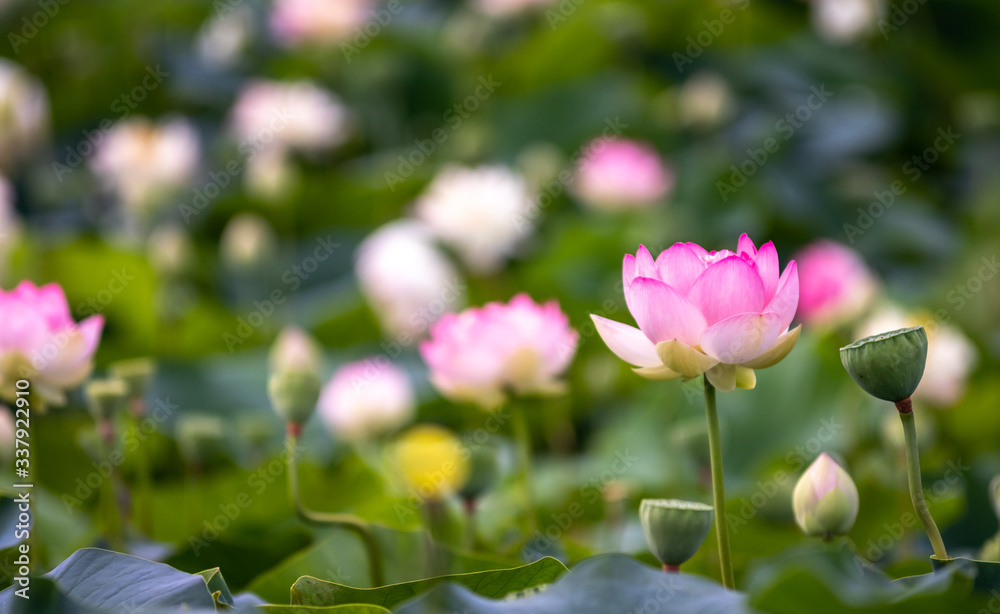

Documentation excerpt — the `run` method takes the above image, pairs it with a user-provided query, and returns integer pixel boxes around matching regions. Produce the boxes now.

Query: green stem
[898,408,948,559]
[285,428,385,586]
[512,404,538,533]
[703,376,735,589]
[132,405,155,536]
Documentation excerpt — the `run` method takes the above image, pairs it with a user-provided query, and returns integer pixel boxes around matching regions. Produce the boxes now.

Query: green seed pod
[268,370,321,426]
[840,327,927,403]
[84,378,128,422]
[639,499,714,567]
[175,414,226,466]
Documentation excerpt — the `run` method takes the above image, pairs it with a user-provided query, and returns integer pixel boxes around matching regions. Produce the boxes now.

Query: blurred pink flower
[229,79,349,154]
[319,359,415,441]
[592,234,800,391]
[574,139,673,211]
[794,240,877,328]
[269,0,372,46]
[0,281,104,405]
[0,59,49,171]
[421,294,578,408]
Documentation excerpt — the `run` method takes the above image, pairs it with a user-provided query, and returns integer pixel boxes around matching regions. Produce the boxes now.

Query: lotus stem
[703,376,736,589]
[896,403,948,559]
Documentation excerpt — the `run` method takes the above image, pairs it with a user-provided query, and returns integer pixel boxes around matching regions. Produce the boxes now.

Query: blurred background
[1,0,999,598]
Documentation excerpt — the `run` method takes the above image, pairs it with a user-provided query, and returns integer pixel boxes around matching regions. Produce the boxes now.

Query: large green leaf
[199,568,235,608]
[0,548,216,612]
[393,554,750,614]
[246,526,517,604]
[292,557,567,609]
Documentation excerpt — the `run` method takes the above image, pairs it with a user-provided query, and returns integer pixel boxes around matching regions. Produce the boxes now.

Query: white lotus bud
[793,453,859,538]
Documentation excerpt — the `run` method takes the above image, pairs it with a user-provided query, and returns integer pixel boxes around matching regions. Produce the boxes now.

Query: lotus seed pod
[639,499,714,568]
[175,414,226,466]
[841,327,927,403]
[109,358,156,407]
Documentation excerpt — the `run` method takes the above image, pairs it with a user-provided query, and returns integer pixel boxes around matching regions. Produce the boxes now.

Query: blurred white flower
[269,0,372,47]
[230,79,350,154]
[90,117,199,218]
[415,165,534,273]
[857,304,978,408]
[474,0,556,17]
[196,5,254,68]
[0,59,49,170]
[811,0,884,44]
[677,72,735,128]
[220,212,278,272]
[355,220,464,338]
[319,359,415,441]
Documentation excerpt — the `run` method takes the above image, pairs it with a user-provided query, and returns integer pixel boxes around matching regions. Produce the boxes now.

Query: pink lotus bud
[0,281,104,406]
[91,116,199,219]
[355,221,464,338]
[269,0,373,47]
[793,453,859,537]
[794,241,877,328]
[420,294,578,408]
[574,139,673,212]
[415,165,535,274]
[269,326,322,377]
[591,234,800,392]
[319,359,415,441]
[0,59,49,170]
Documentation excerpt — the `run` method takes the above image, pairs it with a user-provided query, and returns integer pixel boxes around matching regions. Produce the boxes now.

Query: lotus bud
[792,453,859,538]
[393,425,469,502]
[267,370,321,428]
[220,212,278,272]
[148,224,195,278]
[84,378,128,422]
[840,327,927,407]
[639,499,714,571]
[458,439,500,503]
[176,414,226,467]
[269,326,322,377]
[109,358,156,413]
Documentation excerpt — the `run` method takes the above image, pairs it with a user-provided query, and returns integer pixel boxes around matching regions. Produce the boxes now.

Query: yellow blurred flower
[394,425,469,501]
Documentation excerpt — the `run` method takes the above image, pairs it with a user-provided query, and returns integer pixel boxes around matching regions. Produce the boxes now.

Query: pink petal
[622,254,637,290]
[699,312,783,364]
[685,242,709,259]
[76,315,104,356]
[591,315,660,368]
[688,256,766,325]
[628,277,707,346]
[765,261,799,331]
[754,241,780,302]
[655,243,705,295]
[635,245,658,279]
[737,233,757,258]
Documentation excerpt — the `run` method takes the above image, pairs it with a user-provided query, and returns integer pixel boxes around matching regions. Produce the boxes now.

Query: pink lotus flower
[592,234,800,391]
[574,139,673,212]
[319,359,415,441]
[269,0,372,47]
[0,281,104,405]
[795,241,877,328]
[420,294,578,408]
